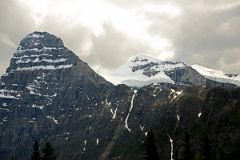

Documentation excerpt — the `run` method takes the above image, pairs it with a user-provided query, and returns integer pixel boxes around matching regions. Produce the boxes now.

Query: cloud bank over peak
[0,0,239,75]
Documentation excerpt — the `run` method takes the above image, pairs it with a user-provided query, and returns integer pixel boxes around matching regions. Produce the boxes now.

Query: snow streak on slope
[125,90,137,132]
[46,115,58,124]
[0,89,21,99]
[198,112,202,118]
[105,54,185,87]
[192,65,240,86]
[101,54,240,87]
[169,89,182,103]
[169,136,174,160]
[110,105,118,120]
[16,64,73,71]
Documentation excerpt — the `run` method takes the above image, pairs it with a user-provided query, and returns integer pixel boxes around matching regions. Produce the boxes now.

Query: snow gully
[125,90,138,132]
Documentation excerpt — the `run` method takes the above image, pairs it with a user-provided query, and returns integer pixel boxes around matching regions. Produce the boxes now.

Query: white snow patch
[198,112,202,118]
[82,140,87,153]
[144,132,148,136]
[177,115,180,121]
[27,84,55,98]
[46,116,58,124]
[0,89,20,99]
[170,89,182,102]
[27,33,44,38]
[125,90,137,132]
[16,47,64,54]
[15,58,67,64]
[52,93,57,97]
[2,117,7,122]
[0,108,10,112]
[26,85,37,95]
[105,98,111,107]
[32,104,45,110]
[14,53,53,59]
[34,42,40,45]
[16,64,73,71]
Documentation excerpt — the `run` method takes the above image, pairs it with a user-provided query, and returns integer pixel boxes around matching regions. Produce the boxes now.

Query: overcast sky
[0,0,240,75]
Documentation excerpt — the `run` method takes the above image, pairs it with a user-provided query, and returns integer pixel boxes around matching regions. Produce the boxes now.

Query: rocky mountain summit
[0,31,107,106]
[0,32,239,160]
[0,31,110,159]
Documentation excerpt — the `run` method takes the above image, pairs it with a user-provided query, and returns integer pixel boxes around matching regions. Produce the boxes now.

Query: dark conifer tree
[184,132,191,160]
[217,147,225,160]
[42,142,56,160]
[143,130,160,160]
[31,140,41,160]
[174,150,179,160]
[178,132,191,160]
[202,134,211,160]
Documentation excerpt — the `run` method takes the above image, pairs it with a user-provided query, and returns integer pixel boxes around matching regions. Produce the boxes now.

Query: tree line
[11,141,56,160]
[10,130,225,160]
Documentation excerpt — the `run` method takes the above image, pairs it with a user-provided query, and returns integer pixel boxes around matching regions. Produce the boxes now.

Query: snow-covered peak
[103,54,240,87]
[129,54,162,64]
[128,54,185,69]
[192,65,240,86]
[115,54,185,75]
[104,54,186,87]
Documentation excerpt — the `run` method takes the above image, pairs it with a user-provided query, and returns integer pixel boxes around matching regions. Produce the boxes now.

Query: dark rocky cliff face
[0,31,110,159]
[0,32,239,160]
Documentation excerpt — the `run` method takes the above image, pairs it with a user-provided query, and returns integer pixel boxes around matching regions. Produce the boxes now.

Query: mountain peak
[5,32,77,72]
[104,54,189,87]
[17,31,64,51]
[1,32,108,101]
[129,54,162,64]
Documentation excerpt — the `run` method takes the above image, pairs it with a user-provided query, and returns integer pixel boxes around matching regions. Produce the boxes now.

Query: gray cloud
[169,4,240,73]
[85,23,152,69]
[0,0,35,74]
[144,0,240,73]
[0,0,239,76]
[36,15,92,55]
